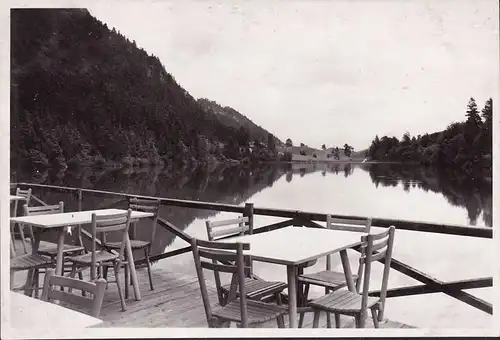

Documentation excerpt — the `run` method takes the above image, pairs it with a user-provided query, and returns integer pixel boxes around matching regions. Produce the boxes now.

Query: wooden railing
[11,182,493,316]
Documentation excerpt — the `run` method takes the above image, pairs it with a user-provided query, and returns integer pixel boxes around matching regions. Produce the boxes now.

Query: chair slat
[211,225,250,238]
[201,261,239,274]
[363,227,391,241]
[48,289,95,310]
[25,203,63,214]
[196,239,250,250]
[96,224,128,233]
[198,249,239,263]
[48,275,99,293]
[367,249,387,263]
[129,197,160,205]
[129,204,159,212]
[371,237,389,252]
[208,217,249,228]
[327,215,371,233]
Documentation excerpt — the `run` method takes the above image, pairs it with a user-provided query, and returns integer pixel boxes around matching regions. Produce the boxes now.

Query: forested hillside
[197,99,281,146]
[366,97,492,176]
[10,9,280,170]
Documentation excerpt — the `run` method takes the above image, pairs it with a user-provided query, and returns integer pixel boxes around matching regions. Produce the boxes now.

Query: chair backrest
[359,226,396,314]
[326,215,372,233]
[90,209,132,280]
[205,216,250,304]
[12,188,32,217]
[325,215,371,291]
[205,216,250,241]
[24,201,64,216]
[41,268,106,317]
[128,197,161,242]
[191,238,252,328]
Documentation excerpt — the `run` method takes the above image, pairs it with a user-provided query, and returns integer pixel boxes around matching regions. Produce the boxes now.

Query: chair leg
[274,292,285,327]
[276,315,285,328]
[312,310,321,328]
[335,313,341,328]
[144,247,154,291]
[10,226,17,251]
[354,312,366,328]
[124,253,129,299]
[371,306,379,328]
[325,288,332,328]
[18,224,28,254]
[33,269,40,298]
[298,283,310,328]
[103,265,109,290]
[77,269,86,297]
[28,226,36,248]
[114,264,127,311]
[10,270,14,290]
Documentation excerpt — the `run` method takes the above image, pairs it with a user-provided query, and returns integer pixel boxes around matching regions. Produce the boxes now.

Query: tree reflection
[12,163,289,259]
[366,163,492,227]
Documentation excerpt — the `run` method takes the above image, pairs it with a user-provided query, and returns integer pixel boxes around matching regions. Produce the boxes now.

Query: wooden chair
[205,216,287,306]
[41,268,107,318]
[103,197,160,296]
[191,238,288,328]
[67,210,132,311]
[10,188,32,253]
[24,203,86,262]
[309,226,396,328]
[298,215,371,327]
[10,253,54,297]
[10,202,74,298]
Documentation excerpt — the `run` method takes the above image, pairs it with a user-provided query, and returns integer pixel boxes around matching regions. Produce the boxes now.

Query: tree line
[367,97,492,175]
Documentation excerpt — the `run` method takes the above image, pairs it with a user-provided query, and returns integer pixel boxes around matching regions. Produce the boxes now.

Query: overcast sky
[89,0,498,150]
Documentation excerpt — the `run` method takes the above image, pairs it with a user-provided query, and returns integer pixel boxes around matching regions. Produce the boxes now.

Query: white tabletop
[8,291,102,335]
[10,195,26,201]
[221,226,364,266]
[10,208,154,229]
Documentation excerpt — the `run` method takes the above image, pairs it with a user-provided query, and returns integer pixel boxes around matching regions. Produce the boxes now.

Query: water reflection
[365,163,492,227]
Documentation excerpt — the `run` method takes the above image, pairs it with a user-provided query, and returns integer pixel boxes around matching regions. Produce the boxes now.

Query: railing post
[77,189,83,212]
[244,203,254,234]
[76,188,84,249]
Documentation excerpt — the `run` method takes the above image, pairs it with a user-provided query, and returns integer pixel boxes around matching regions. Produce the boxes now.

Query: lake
[12,162,493,329]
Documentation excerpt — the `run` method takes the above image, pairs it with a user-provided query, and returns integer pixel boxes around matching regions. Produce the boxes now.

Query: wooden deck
[10,239,413,329]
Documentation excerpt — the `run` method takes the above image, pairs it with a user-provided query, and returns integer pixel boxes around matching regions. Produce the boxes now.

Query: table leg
[286,265,298,328]
[55,227,67,276]
[340,249,356,292]
[124,233,141,300]
[24,229,42,296]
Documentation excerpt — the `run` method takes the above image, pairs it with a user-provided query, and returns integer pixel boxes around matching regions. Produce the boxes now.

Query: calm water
[13,162,493,328]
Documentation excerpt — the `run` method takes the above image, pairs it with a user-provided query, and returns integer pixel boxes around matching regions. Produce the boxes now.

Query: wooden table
[8,291,102,337]
[10,208,153,300]
[221,226,363,328]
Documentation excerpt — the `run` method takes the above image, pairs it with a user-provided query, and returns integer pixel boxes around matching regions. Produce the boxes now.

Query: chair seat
[222,278,287,300]
[11,254,53,270]
[38,241,85,256]
[105,240,150,249]
[213,299,288,324]
[309,289,379,313]
[68,250,118,264]
[298,270,358,289]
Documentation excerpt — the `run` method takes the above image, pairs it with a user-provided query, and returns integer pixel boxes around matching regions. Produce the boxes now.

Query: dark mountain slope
[10,9,278,170]
[197,98,281,145]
